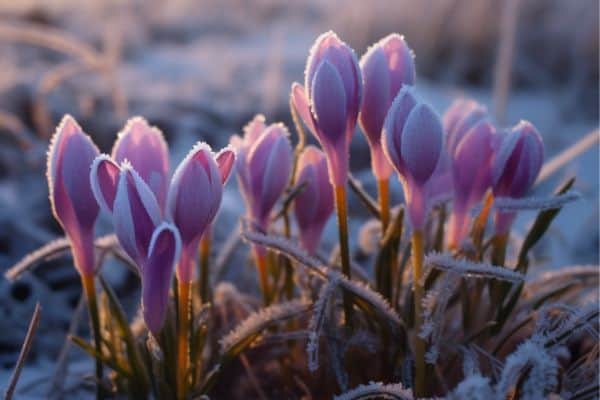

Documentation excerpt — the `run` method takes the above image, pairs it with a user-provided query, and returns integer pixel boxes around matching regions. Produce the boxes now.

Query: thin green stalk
[82,275,104,400]
[334,184,353,329]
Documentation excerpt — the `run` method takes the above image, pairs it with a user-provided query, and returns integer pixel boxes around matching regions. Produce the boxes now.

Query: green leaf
[70,335,132,378]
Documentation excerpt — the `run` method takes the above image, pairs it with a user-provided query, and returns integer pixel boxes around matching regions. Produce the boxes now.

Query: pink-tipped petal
[216,147,236,184]
[90,154,120,214]
[142,223,181,335]
[291,83,317,134]
[112,117,170,209]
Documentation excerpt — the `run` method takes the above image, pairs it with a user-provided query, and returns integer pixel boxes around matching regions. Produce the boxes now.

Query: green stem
[411,230,426,397]
[82,275,104,400]
[334,184,353,329]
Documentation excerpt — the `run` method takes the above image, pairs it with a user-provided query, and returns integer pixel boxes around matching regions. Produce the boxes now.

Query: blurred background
[0,0,597,395]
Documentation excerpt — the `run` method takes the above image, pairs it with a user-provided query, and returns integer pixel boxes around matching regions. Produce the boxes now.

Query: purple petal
[167,142,222,248]
[310,60,348,146]
[142,223,181,335]
[382,87,418,175]
[291,83,317,134]
[381,34,416,95]
[112,117,170,210]
[113,163,162,267]
[243,114,267,145]
[400,103,443,185]
[90,154,120,214]
[359,46,391,144]
[47,115,100,276]
[444,100,488,156]
[215,146,236,184]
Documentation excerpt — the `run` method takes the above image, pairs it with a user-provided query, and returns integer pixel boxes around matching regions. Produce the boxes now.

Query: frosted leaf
[425,252,524,283]
[307,277,339,372]
[536,303,599,347]
[450,374,494,400]
[495,340,559,399]
[334,381,415,400]
[493,191,580,211]
[219,300,310,354]
[358,218,382,255]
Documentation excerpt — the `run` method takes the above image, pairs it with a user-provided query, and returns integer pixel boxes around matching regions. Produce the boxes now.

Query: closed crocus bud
[293,146,334,254]
[443,99,488,157]
[448,121,495,247]
[112,117,170,210]
[167,143,235,282]
[359,34,415,180]
[142,222,181,336]
[492,121,544,234]
[232,120,292,229]
[382,88,443,229]
[47,115,100,277]
[113,162,162,268]
[291,31,362,186]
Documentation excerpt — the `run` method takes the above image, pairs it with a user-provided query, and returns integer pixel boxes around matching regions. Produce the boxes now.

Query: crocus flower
[291,31,362,186]
[359,34,415,180]
[231,116,292,230]
[443,99,488,157]
[167,143,236,282]
[492,121,544,234]
[142,222,181,336]
[448,120,496,247]
[112,117,170,210]
[293,146,334,254]
[382,87,444,230]
[47,115,100,277]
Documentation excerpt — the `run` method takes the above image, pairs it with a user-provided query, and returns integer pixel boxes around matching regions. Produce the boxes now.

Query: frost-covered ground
[0,0,597,397]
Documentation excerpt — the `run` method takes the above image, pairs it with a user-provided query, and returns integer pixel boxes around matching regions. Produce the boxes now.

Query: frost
[450,374,494,400]
[334,381,415,400]
[493,191,580,211]
[495,340,559,399]
[425,252,524,282]
[307,277,339,372]
[219,300,310,354]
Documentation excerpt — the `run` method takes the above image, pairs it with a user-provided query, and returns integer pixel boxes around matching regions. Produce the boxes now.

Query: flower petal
[90,154,120,214]
[310,60,348,146]
[215,146,236,184]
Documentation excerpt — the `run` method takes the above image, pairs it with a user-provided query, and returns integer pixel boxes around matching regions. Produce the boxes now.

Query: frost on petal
[90,154,120,214]
[142,223,181,335]
[400,103,443,185]
[310,60,348,145]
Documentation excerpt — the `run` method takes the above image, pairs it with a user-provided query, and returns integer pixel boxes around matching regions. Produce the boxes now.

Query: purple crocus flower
[231,116,292,230]
[142,222,181,336]
[291,31,362,186]
[359,34,415,180]
[448,120,496,247]
[492,121,544,234]
[47,115,100,277]
[443,99,488,156]
[382,87,444,230]
[167,143,236,282]
[293,146,334,255]
[112,117,170,210]
[90,154,120,214]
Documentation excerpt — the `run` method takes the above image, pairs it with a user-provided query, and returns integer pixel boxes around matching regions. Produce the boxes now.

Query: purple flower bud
[359,34,415,180]
[167,143,235,282]
[113,162,162,268]
[142,222,181,335]
[443,99,488,157]
[291,31,362,186]
[231,119,292,229]
[448,121,495,246]
[382,88,443,229]
[90,154,120,214]
[47,115,100,277]
[112,117,170,210]
[492,121,544,234]
[293,146,334,254]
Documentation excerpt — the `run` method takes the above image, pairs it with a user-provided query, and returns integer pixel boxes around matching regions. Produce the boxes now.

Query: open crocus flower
[448,120,496,248]
[47,115,100,277]
[231,115,292,231]
[359,33,415,181]
[291,31,362,186]
[111,117,170,210]
[293,146,334,255]
[167,143,235,283]
[492,120,544,235]
[382,87,444,230]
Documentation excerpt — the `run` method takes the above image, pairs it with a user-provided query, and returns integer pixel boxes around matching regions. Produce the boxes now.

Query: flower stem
[82,275,104,400]
[334,184,353,329]
[254,249,271,305]
[411,229,426,397]
[377,179,390,233]
[199,232,211,304]
[177,280,191,400]
[491,233,509,266]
